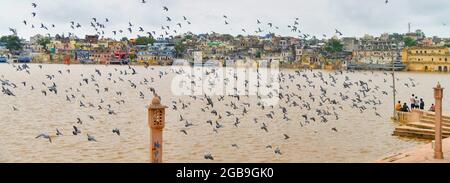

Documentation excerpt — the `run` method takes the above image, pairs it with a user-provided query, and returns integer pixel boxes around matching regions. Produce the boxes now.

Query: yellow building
[298,53,324,69]
[402,46,450,72]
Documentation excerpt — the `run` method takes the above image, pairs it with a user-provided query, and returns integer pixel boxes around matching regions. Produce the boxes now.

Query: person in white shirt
[410,94,416,109]
[415,96,420,109]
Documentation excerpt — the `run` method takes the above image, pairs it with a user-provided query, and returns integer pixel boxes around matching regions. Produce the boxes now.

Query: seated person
[429,104,435,112]
[395,101,402,111]
[401,103,410,112]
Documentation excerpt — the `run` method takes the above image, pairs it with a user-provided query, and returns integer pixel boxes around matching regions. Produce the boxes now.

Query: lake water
[0,63,448,163]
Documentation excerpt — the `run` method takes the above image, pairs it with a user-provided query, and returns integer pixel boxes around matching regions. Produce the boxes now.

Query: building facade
[353,50,398,65]
[402,46,450,72]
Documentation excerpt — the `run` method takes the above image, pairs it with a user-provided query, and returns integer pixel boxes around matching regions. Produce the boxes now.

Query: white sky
[0,0,449,40]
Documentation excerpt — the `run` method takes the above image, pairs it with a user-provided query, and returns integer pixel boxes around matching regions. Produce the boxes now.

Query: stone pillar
[147,96,167,163]
[434,83,444,159]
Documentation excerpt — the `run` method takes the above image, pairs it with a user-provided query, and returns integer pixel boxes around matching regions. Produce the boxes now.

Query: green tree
[185,35,193,40]
[389,33,403,41]
[37,37,51,53]
[255,50,262,59]
[174,41,186,58]
[135,36,155,45]
[0,35,23,51]
[325,39,343,57]
[129,53,136,61]
[403,37,417,47]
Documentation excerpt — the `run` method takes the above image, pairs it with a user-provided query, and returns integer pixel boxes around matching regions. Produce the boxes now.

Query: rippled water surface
[0,63,449,163]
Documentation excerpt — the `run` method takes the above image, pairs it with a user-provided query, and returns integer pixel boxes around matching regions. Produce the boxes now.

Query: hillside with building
[1,28,449,72]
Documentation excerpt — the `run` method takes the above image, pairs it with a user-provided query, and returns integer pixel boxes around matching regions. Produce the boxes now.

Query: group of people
[396,94,435,112]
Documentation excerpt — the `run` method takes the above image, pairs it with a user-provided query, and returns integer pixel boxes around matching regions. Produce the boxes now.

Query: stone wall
[397,109,450,124]
[397,109,423,123]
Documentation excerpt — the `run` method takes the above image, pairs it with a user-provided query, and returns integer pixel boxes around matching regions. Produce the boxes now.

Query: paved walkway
[377,138,450,163]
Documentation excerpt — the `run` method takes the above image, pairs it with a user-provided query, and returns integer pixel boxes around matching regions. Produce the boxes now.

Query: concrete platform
[376,137,450,163]
[393,110,450,139]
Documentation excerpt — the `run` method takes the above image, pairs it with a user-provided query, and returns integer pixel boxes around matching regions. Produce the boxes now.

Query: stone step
[393,131,434,139]
[419,119,450,128]
[421,115,450,123]
[393,131,442,140]
[424,113,450,121]
[395,125,450,136]
[407,122,450,132]
[395,126,450,136]
[394,126,450,139]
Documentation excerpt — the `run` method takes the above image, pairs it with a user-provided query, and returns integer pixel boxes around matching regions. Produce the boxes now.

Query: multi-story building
[90,49,114,64]
[420,38,434,46]
[132,39,176,65]
[85,35,99,44]
[136,51,174,65]
[359,39,401,51]
[353,50,398,65]
[351,34,403,65]
[402,46,450,72]
[341,37,359,52]
[405,29,426,42]
[298,46,324,69]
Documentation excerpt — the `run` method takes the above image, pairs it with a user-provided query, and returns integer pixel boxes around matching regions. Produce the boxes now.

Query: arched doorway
[444,66,449,72]
[424,66,428,71]
[438,66,442,72]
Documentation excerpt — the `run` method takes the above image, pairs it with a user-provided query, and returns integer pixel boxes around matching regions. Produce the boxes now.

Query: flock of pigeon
[1,1,428,162]
[8,1,357,41]
[170,67,420,160]
[2,63,142,144]
[7,1,449,40]
[1,61,421,161]
[9,1,192,39]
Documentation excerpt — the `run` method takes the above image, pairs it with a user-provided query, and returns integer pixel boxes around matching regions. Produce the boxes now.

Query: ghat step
[394,110,450,139]
[424,113,450,121]
[406,122,450,132]
[419,119,450,128]
[394,126,450,140]
[421,115,450,124]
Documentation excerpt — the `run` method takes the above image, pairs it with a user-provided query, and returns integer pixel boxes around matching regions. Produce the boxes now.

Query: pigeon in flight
[112,128,121,136]
[335,29,343,36]
[204,153,214,160]
[36,133,52,143]
[9,28,17,34]
[56,129,63,136]
[87,134,97,142]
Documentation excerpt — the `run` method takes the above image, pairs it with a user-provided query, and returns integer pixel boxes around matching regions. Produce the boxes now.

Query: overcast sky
[0,0,449,40]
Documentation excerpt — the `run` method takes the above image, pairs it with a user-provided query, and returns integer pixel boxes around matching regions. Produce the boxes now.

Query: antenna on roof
[408,23,411,33]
